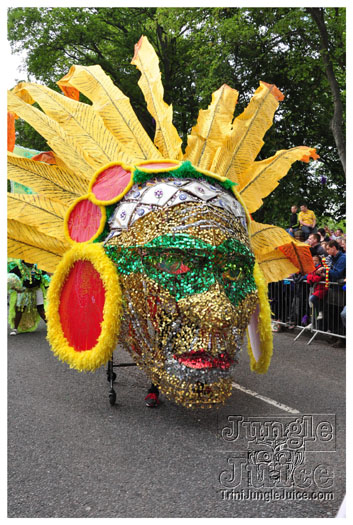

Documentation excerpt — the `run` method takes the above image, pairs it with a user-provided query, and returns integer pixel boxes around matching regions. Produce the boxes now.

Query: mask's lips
[174,349,233,369]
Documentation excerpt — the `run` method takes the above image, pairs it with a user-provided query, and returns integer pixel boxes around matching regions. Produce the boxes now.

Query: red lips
[174,349,232,369]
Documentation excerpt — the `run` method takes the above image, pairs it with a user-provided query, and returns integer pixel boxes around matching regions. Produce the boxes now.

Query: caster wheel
[109,389,116,406]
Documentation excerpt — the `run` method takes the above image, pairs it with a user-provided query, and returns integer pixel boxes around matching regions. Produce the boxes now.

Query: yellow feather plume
[184,84,238,170]
[8,90,94,180]
[211,82,283,183]
[8,193,67,242]
[239,147,319,212]
[7,238,62,274]
[12,82,133,169]
[256,249,299,283]
[8,219,70,258]
[57,64,161,162]
[249,220,295,257]
[131,36,183,160]
[249,220,314,278]
[8,153,85,207]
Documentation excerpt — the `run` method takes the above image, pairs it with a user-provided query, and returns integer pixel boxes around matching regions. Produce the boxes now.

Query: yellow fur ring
[46,243,122,371]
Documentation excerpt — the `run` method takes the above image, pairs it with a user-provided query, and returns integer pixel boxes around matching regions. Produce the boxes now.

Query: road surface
[8,321,345,518]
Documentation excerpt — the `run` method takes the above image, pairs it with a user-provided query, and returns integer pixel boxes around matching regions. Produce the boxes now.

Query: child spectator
[306,254,328,320]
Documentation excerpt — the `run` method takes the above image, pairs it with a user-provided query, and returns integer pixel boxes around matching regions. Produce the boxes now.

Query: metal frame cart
[106,358,137,405]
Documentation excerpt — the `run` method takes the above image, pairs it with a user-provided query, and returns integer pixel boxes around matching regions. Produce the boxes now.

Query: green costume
[7,259,50,333]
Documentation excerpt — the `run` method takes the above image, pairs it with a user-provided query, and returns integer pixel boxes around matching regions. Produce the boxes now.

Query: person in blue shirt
[315,240,346,347]
[315,240,346,282]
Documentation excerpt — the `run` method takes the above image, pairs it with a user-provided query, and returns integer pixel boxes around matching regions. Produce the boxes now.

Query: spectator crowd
[271,203,346,347]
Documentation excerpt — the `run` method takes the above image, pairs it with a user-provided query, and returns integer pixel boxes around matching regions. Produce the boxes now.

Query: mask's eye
[222,264,243,281]
[143,251,191,275]
[157,255,190,275]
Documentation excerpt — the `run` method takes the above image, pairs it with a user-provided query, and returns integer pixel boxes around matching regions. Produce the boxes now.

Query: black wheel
[109,389,116,406]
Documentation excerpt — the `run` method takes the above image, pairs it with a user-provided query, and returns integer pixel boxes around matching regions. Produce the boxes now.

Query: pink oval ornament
[91,164,132,203]
[67,198,104,243]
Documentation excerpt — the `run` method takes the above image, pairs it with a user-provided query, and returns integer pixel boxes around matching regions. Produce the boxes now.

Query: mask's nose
[177,281,236,329]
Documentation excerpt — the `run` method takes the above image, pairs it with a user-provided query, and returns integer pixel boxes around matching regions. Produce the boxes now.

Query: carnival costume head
[7,36,317,407]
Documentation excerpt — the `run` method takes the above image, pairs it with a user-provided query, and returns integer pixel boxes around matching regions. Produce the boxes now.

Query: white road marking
[231,382,300,414]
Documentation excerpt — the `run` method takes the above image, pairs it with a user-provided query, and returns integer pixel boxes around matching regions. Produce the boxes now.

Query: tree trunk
[307,8,346,177]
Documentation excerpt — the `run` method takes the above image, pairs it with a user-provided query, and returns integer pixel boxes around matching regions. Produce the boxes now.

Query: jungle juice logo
[218,415,336,501]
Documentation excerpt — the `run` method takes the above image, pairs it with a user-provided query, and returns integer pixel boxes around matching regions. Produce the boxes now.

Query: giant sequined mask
[7,36,317,408]
[104,163,258,407]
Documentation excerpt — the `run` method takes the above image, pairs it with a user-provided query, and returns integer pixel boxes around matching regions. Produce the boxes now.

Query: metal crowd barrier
[268,278,346,345]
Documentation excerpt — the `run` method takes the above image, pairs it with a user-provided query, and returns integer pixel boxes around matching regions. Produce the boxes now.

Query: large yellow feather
[184,84,238,170]
[256,249,299,284]
[276,240,315,275]
[249,220,294,257]
[8,90,94,180]
[57,64,161,162]
[7,238,62,274]
[239,147,319,213]
[8,153,85,207]
[8,193,67,242]
[250,220,314,277]
[8,219,70,257]
[211,82,284,183]
[131,36,183,160]
[12,83,133,169]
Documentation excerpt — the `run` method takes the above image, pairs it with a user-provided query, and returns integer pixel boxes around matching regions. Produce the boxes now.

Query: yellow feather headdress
[7,35,318,280]
[7,35,318,373]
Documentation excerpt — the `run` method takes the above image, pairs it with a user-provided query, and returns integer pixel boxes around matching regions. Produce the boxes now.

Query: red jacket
[306,264,328,299]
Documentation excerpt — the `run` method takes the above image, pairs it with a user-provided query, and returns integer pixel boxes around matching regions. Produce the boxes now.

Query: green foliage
[14,118,48,151]
[7,6,345,223]
[318,217,346,232]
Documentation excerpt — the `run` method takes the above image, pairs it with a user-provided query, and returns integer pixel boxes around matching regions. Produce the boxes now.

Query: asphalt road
[8,321,345,518]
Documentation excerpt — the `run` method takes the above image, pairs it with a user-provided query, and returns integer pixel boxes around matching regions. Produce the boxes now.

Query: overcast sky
[7,41,27,89]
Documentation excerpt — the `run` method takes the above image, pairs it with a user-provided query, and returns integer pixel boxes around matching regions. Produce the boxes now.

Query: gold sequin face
[105,191,258,408]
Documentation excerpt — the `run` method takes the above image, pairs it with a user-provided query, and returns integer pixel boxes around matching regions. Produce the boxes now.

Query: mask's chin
[118,311,241,407]
[152,317,241,408]
[160,346,238,408]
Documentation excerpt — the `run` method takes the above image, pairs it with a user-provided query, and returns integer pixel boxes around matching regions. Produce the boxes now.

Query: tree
[7,7,345,224]
[307,7,346,176]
